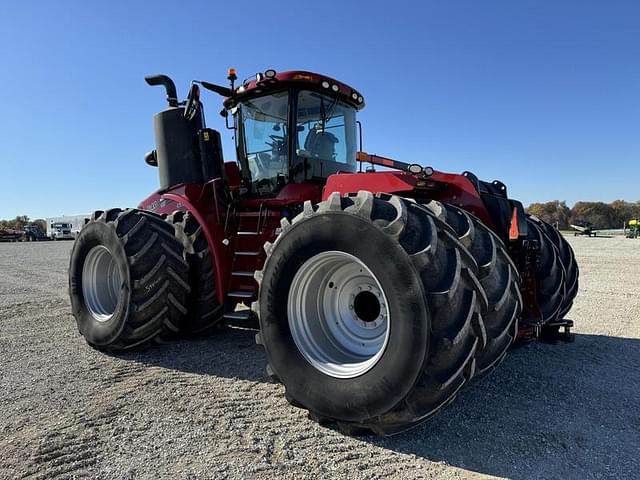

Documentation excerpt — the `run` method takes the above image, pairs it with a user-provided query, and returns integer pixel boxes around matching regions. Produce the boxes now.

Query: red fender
[139,183,229,305]
[322,170,494,228]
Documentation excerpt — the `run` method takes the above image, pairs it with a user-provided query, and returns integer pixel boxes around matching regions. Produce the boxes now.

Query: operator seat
[304,125,339,161]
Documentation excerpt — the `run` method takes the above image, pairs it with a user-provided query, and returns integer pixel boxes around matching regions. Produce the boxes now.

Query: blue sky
[0,0,638,219]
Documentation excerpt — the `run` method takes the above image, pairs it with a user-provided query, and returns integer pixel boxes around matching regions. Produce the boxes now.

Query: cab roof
[223,70,365,111]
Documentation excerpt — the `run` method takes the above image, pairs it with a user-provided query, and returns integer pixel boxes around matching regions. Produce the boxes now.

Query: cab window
[238,91,289,195]
[295,90,357,179]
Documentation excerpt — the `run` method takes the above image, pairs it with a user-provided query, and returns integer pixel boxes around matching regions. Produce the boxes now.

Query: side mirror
[144,150,158,167]
[220,108,235,130]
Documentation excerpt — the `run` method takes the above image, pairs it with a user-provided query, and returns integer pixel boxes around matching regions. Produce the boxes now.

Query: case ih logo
[146,199,182,212]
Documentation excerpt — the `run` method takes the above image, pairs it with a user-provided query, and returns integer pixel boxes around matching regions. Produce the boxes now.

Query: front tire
[254,192,485,435]
[69,208,190,352]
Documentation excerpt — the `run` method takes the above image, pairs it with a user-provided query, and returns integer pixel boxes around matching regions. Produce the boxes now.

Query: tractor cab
[223,71,365,196]
[142,69,365,200]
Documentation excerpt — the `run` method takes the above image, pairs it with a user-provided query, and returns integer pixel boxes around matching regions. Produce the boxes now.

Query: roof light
[264,69,276,78]
[358,96,363,103]
[424,166,434,176]
[322,81,330,88]
[351,92,358,100]
[256,73,264,82]
[408,164,423,174]
[228,68,237,76]
[331,84,339,92]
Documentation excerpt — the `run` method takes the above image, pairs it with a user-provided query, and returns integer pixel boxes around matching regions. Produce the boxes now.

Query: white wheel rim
[288,251,390,379]
[82,245,122,322]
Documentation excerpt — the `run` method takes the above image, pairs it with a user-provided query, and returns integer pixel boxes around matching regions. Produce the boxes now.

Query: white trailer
[46,214,90,240]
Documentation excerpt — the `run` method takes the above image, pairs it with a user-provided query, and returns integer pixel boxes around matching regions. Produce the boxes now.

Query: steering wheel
[267,134,287,155]
[184,83,201,121]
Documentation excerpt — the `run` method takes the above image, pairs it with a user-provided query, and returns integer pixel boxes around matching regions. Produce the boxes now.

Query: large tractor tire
[526,215,579,341]
[254,192,487,436]
[534,217,579,318]
[424,201,522,374]
[167,210,225,335]
[525,215,568,324]
[69,208,190,352]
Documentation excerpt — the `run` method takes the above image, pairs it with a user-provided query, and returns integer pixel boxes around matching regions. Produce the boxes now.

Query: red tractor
[69,69,578,435]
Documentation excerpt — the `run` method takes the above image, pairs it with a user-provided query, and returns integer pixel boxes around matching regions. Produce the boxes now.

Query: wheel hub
[352,290,382,326]
[82,246,122,322]
[287,251,390,379]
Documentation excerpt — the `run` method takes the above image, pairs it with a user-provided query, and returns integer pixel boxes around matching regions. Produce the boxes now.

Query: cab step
[231,271,256,277]
[223,310,254,321]
[227,290,255,299]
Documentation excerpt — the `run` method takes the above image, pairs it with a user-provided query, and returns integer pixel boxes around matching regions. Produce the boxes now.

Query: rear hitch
[516,318,575,345]
[540,319,575,343]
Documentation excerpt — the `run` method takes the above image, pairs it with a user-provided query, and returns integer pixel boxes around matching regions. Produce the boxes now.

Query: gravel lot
[1,236,639,479]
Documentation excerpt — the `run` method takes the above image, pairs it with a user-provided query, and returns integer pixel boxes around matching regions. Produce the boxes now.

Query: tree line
[0,215,46,232]
[2,202,639,233]
[526,200,640,230]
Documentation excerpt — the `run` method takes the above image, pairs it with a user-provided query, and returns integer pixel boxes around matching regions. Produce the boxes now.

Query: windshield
[294,90,357,180]
[237,90,289,195]
[235,88,358,193]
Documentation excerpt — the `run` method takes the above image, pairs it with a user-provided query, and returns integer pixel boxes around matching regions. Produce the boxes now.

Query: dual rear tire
[526,215,579,333]
[424,201,522,374]
[69,208,223,352]
[167,211,225,335]
[69,209,190,351]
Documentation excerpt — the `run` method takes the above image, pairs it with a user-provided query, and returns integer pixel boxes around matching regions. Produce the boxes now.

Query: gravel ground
[1,236,639,479]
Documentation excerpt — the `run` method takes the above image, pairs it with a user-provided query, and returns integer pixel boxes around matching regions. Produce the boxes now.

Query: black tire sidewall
[259,212,429,422]
[69,221,131,346]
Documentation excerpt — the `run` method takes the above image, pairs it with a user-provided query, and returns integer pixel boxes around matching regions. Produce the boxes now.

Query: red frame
[137,166,499,308]
[323,170,494,228]
[138,182,231,304]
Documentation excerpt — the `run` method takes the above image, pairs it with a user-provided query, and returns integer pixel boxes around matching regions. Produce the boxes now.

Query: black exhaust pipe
[145,74,178,107]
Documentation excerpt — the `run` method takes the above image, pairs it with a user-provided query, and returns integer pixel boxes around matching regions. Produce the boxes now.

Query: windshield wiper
[319,95,338,131]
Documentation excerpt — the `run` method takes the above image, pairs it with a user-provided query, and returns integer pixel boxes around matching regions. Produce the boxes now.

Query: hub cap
[82,246,122,322]
[288,251,390,378]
